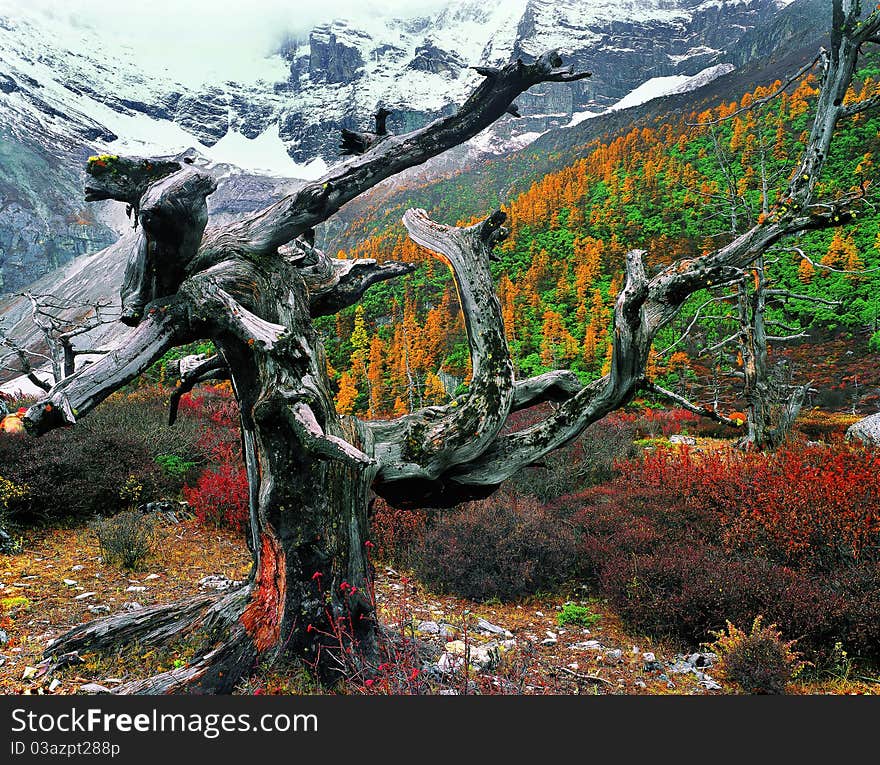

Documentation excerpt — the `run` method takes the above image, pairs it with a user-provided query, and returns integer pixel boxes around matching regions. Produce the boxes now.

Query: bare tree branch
[199,51,590,260]
[644,381,742,428]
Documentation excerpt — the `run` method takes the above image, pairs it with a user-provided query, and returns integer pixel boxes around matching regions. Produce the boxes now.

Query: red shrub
[615,406,736,439]
[568,443,880,663]
[635,446,880,568]
[183,463,249,531]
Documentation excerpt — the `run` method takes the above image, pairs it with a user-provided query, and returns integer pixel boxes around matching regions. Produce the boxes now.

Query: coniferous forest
[1,2,880,705]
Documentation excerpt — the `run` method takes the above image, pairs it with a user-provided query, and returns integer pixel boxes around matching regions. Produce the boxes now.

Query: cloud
[2,0,452,81]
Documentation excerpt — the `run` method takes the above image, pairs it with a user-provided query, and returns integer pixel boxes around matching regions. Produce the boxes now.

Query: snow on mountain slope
[561,62,734,132]
[0,0,802,294]
[0,0,792,170]
[610,63,736,111]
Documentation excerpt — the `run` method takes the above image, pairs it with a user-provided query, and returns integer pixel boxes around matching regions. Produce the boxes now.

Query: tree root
[44,586,260,694]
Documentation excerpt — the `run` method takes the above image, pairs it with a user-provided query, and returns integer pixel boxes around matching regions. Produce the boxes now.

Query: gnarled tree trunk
[22,1,880,693]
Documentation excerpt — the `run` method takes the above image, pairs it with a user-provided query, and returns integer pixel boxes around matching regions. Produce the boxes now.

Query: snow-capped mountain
[0,0,802,294]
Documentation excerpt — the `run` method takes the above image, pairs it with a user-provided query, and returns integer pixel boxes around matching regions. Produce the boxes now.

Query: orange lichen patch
[240,533,286,651]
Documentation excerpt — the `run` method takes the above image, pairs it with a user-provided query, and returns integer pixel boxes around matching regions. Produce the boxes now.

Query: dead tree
[0,293,116,392]
[665,40,874,449]
[21,3,880,694]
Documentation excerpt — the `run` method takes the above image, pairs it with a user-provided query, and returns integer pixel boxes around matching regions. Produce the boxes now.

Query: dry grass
[0,521,875,695]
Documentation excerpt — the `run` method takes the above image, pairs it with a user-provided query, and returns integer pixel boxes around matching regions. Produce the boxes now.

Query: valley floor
[0,518,874,695]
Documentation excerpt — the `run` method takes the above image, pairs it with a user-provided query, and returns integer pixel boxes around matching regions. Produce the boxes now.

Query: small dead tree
[0,293,116,392]
[661,51,875,449]
[19,2,880,694]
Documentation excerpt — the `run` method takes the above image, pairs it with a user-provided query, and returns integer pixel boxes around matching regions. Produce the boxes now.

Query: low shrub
[369,499,428,568]
[505,411,640,501]
[0,390,206,525]
[569,443,880,664]
[557,602,600,628]
[183,463,249,531]
[413,493,577,601]
[617,405,739,439]
[90,510,156,570]
[633,446,880,569]
[154,454,198,478]
[707,617,805,694]
[0,475,29,529]
[0,428,178,524]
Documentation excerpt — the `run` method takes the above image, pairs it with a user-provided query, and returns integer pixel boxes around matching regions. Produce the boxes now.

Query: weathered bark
[119,167,217,325]
[21,50,594,692]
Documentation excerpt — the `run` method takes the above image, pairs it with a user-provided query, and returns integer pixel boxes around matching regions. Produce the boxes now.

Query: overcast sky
[1,0,452,81]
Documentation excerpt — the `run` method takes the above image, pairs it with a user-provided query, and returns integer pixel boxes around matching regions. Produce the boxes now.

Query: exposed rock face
[513,0,793,106]
[307,26,366,84]
[408,43,464,76]
[173,90,230,146]
[727,0,830,67]
[0,0,814,291]
[0,126,117,295]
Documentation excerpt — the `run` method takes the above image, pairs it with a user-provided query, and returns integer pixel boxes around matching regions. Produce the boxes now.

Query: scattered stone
[0,529,18,554]
[605,648,623,662]
[21,666,38,680]
[670,660,694,675]
[699,676,722,691]
[570,640,603,651]
[417,620,440,635]
[474,617,513,638]
[74,591,97,600]
[88,605,111,615]
[436,652,465,675]
[0,629,8,646]
[438,623,457,639]
[634,679,646,688]
[71,565,84,571]
[139,500,192,523]
[669,434,696,445]
[846,413,880,446]
[535,611,544,618]
[48,678,61,692]
[642,652,656,662]
[471,643,503,671]
[686,652,717,668]
[122,602,142,612]
[198,575,240,591]
[666,681,676,689]
[443,640,503,671]
[144,574,161,581]
[125,586,146,592]
[62,579,77,586]
[79,683,111,694]
[541,637,557,647]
